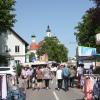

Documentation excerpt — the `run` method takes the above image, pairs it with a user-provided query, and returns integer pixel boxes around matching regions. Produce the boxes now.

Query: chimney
[31,35,36,43]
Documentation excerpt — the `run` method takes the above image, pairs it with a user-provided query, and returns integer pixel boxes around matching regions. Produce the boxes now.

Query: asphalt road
[26,78,84,100]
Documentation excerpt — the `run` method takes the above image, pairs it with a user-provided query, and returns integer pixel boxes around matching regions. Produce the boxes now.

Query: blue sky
[14,0,94,57]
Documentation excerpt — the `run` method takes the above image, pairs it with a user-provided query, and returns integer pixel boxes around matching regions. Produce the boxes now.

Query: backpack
[62,67,70,77]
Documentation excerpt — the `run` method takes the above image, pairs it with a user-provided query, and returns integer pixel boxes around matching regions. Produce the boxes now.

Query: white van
[0,66,16,75]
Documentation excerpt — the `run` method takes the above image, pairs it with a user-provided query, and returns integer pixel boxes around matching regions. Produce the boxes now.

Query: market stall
[77,46,97,70]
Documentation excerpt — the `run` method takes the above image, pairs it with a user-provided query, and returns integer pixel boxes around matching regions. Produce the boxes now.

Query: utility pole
[67,41,78,67]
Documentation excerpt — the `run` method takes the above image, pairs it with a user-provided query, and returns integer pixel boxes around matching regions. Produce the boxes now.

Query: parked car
[0,66,16,75]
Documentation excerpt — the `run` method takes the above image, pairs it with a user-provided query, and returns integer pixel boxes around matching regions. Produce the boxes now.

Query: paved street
[26,78,84,100]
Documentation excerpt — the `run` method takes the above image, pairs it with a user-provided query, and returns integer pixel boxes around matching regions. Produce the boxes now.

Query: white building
[46,25,52,37]
[0,28,29,65]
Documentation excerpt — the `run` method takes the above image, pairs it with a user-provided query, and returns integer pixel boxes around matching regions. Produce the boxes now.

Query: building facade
[0,29,29,65]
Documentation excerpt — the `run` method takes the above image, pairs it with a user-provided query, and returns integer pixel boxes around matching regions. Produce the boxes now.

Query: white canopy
[22,61,48,67]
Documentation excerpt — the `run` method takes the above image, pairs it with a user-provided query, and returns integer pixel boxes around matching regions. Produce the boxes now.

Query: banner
[32,57,36,62]
[78,46,96,56]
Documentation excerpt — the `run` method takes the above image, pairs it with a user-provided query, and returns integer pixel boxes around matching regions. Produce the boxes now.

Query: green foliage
[75,12,96,47]
[37,37,68,62]
[75,0,100,52]
[0,55,8,66]
[0,0,16,33]
[29,53,35,62]
[16,64,22,77]
[90,0,100,7]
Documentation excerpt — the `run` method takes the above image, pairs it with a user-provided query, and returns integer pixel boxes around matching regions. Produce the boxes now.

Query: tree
[29,53,35,62]
[37,37,68,63]
[16,64,22,77]
[0,0,16,33]
[74,0,100,52]
[0,0,16,64]
[90,0,100,7]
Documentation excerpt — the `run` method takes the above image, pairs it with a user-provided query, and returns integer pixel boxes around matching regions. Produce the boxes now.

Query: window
[4,45,8,52]
[15,60,20,64]
[15,46,20,52]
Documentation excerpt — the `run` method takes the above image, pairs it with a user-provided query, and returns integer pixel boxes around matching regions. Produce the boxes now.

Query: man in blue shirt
[62,65,70,92]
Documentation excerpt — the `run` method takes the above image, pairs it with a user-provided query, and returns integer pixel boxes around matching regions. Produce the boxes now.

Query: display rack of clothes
[93,77,100,100]
[0,75,2,99]
[7,86,26,100]
[0,74,7,100]
[83,74,100,100]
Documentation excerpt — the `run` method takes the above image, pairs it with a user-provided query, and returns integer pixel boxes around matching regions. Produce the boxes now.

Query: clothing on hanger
[84,77,94,100]
[0,76,3,99]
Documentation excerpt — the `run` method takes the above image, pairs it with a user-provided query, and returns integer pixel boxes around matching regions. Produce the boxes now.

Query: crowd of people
[8,62,99,100]
[18,63,96,92]
[18,64,78,92]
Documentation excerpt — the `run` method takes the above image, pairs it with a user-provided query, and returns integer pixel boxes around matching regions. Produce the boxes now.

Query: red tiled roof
[30,43,39,50]
[30,39,45,50]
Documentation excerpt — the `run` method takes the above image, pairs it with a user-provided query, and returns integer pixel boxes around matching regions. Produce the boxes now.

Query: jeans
[63,76,69,91]
[44,79,50,88]
[57,79,62,89]
[70,77,75,87]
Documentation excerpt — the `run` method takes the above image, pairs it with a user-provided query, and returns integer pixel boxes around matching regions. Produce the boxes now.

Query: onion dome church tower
[46,25,52,37]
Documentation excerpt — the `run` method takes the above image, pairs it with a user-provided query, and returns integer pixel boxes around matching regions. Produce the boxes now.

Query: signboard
[32,57,36,62]
[78,46,96,56]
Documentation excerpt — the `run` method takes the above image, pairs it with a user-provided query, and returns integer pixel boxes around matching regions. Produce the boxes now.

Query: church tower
[46,25,52,37]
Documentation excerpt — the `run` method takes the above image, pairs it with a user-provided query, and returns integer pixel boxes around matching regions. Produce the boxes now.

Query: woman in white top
[77,64,84,88]
[56,66,63,90]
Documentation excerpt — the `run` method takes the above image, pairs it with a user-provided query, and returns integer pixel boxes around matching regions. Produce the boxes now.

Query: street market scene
[0,0,100,100]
